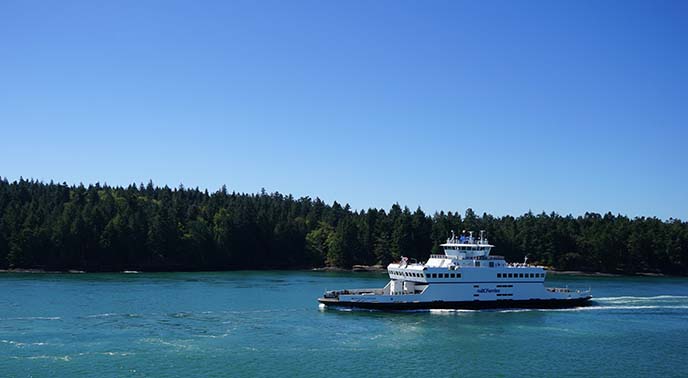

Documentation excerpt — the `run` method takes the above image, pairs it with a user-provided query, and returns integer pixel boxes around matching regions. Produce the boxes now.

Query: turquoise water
[1,271,687,378]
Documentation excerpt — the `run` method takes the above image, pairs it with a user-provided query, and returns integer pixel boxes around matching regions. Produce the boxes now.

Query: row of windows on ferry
[390,271,545,279]
[497,273,544,278]
[390,271,462,279]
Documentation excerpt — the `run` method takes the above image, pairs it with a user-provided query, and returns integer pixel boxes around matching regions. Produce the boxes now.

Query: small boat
[318,231,592,310]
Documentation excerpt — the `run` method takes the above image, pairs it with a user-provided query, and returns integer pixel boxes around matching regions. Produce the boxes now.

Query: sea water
[1,271,687,377]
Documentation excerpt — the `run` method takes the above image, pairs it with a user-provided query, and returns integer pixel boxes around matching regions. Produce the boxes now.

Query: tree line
[0,178,686,275]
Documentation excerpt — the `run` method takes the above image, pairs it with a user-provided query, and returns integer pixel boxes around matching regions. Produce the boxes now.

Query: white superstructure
[319,231,591,310]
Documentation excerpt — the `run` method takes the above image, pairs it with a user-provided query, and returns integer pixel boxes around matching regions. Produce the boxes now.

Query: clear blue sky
[1,0,686,219]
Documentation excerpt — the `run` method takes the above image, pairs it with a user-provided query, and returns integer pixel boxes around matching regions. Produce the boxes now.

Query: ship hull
[318,296,593,311]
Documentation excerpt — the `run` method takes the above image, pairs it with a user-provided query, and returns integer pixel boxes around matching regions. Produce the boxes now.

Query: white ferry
[318,231,592,310]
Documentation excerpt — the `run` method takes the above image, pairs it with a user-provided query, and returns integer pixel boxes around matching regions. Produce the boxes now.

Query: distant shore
[0,268,86,274]
[0,267,675,277]
[310,266,673,277]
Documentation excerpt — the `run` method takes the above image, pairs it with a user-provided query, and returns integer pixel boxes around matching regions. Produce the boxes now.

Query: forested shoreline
[0,178,686,275]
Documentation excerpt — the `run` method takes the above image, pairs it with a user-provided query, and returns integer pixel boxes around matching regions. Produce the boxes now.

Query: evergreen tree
[0,177,685,275]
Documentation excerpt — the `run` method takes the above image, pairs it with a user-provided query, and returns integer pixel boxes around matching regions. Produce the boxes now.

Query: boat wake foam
[594,295,688,302]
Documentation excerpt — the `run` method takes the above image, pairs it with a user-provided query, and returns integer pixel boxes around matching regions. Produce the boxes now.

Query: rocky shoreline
[312,266,671,277]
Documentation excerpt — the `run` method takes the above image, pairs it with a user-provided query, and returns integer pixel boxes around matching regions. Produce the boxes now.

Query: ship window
[497,273,501,278]
[530,273,534,278]
[474,294,479,297]
[473,285,479,288]
[457,273,461,278]
[519,273,524,278]
[450,273,455,278]
[444,273,449,278]
[508,273,513,278]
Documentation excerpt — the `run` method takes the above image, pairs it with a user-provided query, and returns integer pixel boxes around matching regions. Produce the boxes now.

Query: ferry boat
[318,231,592,310]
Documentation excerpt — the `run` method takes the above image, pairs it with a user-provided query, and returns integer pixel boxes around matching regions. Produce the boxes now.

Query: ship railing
[507,263,544,268]
[429,254,505,260]
[546,287,591,294]
[324,288,385,298]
